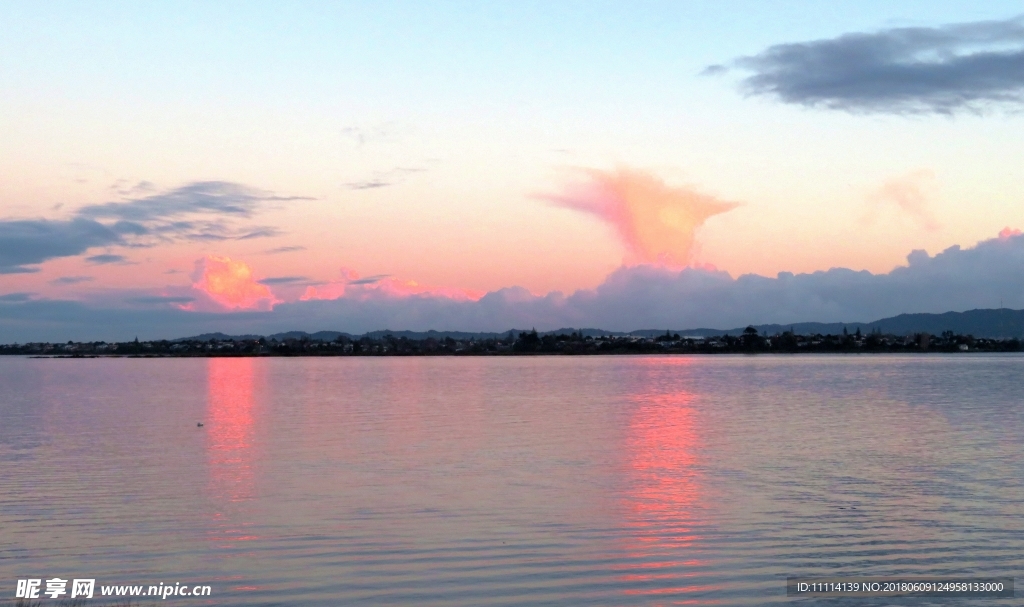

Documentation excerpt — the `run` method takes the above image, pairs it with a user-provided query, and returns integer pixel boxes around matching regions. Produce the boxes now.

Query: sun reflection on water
[619,358,718,602]
[206,357,261,545]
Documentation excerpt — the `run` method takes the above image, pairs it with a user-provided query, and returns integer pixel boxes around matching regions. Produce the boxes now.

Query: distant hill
[680,308,1024,339]
[173,308,1024,342]
[173,332,265,342]
[269,330,354,341]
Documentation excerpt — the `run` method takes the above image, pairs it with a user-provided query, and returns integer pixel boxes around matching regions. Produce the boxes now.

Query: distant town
[2,327,1021,357]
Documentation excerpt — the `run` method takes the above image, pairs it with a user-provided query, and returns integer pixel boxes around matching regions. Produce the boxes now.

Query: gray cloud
[85,254,128,265]
[0,218,123,273]
[725,16,1024,113]
[258,276,309,285]
[78,181,307,241]
[50,276,94,285]
[126,296,196,305]
[348,274,389,285]
[3,232,1024,342]
[1,266,41,275]
[0,181,307,274]
[237,227,283,240]
[0,293,34,303]
[81,181,283,222]
[264,246,306,254]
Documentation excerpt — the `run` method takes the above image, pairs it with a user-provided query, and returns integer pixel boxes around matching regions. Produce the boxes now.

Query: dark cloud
[1,266,41,275]
[126,296,196,305]
[258,276,309,285]
[50,276,94,285]
[348,274,390,285]
[4,232,1024,343]
[237,227,283,240]
[78,181,308,241]
[264,246,306,254]
[0,293,34,303]
[700,64,728,76]
[0,181,308,273]
[85,254,128,265]
[0,218,123,273]
[111,221,149,236]
[81,181,284,222]
[725,16,1024,113]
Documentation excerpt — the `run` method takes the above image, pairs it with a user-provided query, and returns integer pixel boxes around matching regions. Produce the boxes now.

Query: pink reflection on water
[628,392,699,532]
[206,358,261,545]
[618,357,719,602]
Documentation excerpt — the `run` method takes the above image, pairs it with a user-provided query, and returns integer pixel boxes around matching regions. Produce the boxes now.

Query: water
[1,355,1022,606]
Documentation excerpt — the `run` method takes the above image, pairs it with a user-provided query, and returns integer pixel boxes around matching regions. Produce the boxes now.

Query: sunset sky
[3,1,1024,340]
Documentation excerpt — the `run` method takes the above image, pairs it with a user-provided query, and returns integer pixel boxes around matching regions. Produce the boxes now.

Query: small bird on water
[197,422,204,427]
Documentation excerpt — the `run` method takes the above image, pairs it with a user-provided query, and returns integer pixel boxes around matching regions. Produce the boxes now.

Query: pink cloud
[541,167,739,266]
[192,255,276,310]
[301,268,484,302]
[866,170,941,231]
[999,226,1021,239]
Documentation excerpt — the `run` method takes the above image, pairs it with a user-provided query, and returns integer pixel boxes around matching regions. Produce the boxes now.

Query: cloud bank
[2,231,1023,342]
[543,168,738,265]
[721,16,1024,114]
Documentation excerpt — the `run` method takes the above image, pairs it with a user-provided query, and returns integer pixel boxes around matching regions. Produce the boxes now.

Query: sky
[2,1,1024,341]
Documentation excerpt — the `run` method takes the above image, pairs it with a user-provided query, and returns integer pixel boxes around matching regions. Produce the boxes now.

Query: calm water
[1,355,1022,606]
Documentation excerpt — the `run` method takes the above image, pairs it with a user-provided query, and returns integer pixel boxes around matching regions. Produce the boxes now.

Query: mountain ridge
[174,308,1024,342]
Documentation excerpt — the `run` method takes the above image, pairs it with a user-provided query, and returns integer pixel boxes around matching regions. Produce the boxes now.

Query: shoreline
[14,350,1024,359]
[4,329,1021,357]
